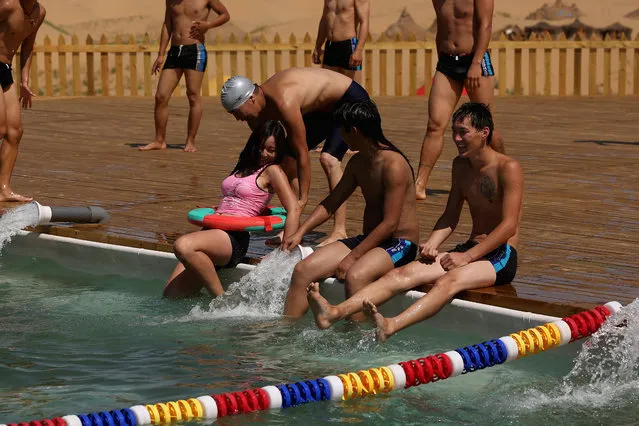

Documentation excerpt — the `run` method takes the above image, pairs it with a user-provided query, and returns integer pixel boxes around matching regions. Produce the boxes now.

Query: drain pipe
[33,201,110,225]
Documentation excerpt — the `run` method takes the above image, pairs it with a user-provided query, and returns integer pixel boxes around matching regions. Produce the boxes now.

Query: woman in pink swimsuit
[163,121,300,298]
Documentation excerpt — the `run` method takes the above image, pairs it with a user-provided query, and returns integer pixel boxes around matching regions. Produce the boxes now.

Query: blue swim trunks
[339,234,417,267]
[449,240,518,286]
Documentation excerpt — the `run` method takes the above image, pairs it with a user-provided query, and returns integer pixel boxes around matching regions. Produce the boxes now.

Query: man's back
[433,0,475,54]
[263,68,353,114]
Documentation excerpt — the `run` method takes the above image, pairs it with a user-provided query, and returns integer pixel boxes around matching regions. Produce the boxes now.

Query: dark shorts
[323,38,361,71]
[339,234,418,268]
[436,51,495,83]
[301,80,370,160]
[450,240,517,286]
[163,43,208,72]
[215,230,250,270]
[0,62,13,89]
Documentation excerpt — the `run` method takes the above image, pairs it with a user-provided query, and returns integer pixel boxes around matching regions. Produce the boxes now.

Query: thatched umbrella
[384,8,428,40]
[560,18,597,39]
[600,22,632,40]
[525,0,583,21]
[624,9,639,20]
[524,21,562,39]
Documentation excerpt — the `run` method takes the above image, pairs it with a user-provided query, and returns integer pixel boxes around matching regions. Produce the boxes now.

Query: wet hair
[452,102,494,145]
[230,120,287,176]
[333,99,414,177]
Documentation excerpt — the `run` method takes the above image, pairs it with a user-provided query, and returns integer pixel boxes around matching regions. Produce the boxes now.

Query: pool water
[1,251,638,424]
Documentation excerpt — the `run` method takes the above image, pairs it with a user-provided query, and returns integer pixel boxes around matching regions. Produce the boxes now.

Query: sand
[36,0,639,43]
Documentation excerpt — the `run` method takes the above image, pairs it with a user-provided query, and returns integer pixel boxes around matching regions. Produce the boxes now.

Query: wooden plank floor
[2,95,638,317]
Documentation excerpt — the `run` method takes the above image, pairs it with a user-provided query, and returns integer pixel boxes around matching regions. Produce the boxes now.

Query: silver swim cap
[221,76,256,111]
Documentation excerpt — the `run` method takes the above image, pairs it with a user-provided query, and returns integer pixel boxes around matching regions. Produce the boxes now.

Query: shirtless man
[312,0,370,81]
[308,103,522,341]
[281,99,419,321]
[139,0,229,152]
[221,68,371,246]
[0,0,45,202]
[414,0,505,200]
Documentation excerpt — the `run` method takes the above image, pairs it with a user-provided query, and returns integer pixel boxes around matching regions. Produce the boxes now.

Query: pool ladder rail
[3,301,623,425]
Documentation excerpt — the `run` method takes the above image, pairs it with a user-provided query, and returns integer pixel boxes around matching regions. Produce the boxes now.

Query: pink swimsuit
[215,165,274,217]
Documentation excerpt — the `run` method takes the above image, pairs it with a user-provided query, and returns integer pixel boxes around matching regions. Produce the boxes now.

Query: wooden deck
[3,95,638,317]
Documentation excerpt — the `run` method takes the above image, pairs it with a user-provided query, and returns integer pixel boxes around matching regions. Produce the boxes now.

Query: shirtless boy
[308,103,523,341]
[139,0,229,152]
[0,0,45,202]
[415,0,505,200]
[221,68,371,245]
[281,99,419,321]
[313,0,370,81]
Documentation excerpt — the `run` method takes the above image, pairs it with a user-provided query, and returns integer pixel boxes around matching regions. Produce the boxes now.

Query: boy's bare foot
[184,142,197,153]
[363,299,392,343]
[316,231,347,248]
[307,282,339,329]
[138,141,166,151]
[0,191,33,202]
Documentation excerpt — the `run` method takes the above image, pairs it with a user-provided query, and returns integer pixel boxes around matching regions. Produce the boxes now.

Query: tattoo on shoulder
[480,175,496,203]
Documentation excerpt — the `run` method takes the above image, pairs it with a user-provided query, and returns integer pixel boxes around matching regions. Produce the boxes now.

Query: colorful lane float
[187,206,287,232]
[4,301,622,425]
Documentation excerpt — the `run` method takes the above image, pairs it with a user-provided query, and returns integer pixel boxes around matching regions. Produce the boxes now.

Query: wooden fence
[14,32,639,97]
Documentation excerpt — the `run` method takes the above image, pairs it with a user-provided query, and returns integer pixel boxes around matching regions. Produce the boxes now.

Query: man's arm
[313,2,329,64]
[464,160,523,261]
[19,5,46,108]
[152,3,173,74]
[206,0,231,30]
[424,161,465,248]
[266,165,301,241]
[297,156,359,236]
[346,157,409,261]
[466,0,493,88]
[351,0,370,63]
[279,102,311,208]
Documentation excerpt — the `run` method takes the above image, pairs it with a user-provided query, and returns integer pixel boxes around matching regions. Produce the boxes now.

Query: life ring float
[187,206,287,232]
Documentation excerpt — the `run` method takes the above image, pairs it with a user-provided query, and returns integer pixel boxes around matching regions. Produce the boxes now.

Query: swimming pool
[1,233,638,424]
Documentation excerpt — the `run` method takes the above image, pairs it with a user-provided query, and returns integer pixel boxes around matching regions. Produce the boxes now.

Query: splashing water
[509,298,639,412]
[0,202,39,252]
[185,248,304,320]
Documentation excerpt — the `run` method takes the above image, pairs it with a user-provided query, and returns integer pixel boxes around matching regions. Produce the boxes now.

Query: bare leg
[163,229,233,298]
[183,69,205,152]
[283,241,351,318]
[366,261,497,342]
[308,247,395,324]
[309,256,448,329]
[317,152,348,247]
[415,71,463,200]
[466,75,505,154]
[0,84,31,202]
[139,68,183,151]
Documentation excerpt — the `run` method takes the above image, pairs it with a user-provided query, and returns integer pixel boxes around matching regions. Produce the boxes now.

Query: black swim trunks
[301,80,370,160]
[436,52,495,83]
[163,43,208,72]
[339,234,418,268]
[449,240,517,286]
[323,38,362,71]
[212,230,250,271]
[0,62,14,89]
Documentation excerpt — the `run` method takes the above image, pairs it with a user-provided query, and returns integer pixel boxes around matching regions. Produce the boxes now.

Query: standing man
[221,68,371,246]
[0,0,46,202]
[139,0,230,152]
[312,0,370,82]
[415,0,505,200]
